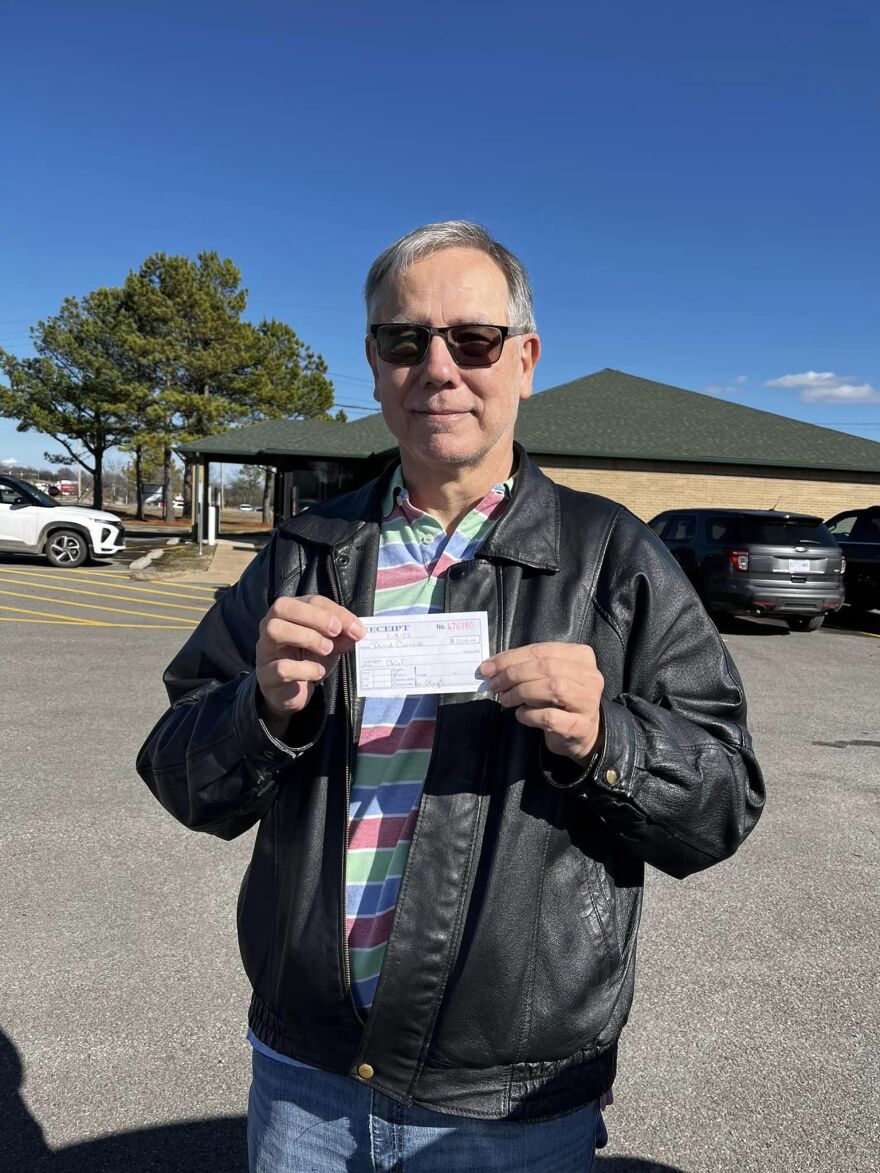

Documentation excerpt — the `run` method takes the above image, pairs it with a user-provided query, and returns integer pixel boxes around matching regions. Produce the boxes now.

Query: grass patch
[130,540,215,579]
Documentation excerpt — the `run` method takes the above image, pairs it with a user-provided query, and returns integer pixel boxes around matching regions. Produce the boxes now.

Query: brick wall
[535,455,880,521]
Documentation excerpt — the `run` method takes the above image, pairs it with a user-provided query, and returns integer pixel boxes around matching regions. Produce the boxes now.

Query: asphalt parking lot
[0,562,220,631]
[2,550,877,641]
[1,593,877,1172]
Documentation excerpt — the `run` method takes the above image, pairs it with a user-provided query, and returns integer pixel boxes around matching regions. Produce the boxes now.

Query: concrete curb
[126,538,264,586]
[129,549,165,571]
[128,535,188,572]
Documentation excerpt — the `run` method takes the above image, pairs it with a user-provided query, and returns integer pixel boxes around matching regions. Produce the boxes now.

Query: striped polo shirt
[248,465,511,1065]
[345,466,512,1014]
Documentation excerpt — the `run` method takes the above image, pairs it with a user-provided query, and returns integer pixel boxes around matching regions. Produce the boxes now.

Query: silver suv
[0,474,125,567]
[648,508,845,631]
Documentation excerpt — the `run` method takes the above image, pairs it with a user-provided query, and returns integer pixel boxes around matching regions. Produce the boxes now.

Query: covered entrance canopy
[175,414,397,540]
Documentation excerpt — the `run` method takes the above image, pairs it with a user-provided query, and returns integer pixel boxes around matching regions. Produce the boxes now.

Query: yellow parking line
[0,566,221,597]
[0,569,217,601]
[0,612,195,628]
[0,617,101,626]
[123,575,225,594]
[0,573,209,613]
[0,587,198,623]
[0,602,100,624]
[58,575,218,600]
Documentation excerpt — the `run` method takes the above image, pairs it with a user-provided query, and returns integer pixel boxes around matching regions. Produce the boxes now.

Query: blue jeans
[248,1049,600,1172]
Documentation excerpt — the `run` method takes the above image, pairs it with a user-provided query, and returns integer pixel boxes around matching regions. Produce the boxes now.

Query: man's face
[366,247,540,476]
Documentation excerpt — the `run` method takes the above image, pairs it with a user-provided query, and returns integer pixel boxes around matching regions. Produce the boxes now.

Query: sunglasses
[369,323,529,368]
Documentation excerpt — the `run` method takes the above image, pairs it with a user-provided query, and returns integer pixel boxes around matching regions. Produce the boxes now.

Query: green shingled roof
[177,368,880,474]
[515,369,880,472]
[175,412,395,461]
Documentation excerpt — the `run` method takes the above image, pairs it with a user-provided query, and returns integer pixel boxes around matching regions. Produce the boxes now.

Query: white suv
[0,474,126,567]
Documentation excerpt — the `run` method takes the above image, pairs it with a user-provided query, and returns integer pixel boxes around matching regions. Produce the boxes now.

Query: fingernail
[321,638,334,654]
[327,617,342,636]
[348,619,366,638]
[316,663,326,678]
[480,661,495,676]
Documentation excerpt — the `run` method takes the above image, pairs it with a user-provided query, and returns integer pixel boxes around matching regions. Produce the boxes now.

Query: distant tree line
[2,457,272,515]
[0,252,343,517]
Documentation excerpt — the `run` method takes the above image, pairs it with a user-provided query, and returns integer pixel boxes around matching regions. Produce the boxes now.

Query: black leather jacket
[137,452,764,1120]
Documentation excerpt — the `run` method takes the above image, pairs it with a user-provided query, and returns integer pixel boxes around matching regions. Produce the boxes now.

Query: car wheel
[786,615,825,632]
[45,529,89,568]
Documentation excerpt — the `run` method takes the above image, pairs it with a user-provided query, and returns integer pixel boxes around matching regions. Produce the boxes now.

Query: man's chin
[408,434,495,469]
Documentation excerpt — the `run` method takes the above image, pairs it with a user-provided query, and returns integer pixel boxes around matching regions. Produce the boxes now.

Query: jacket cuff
[233,672,327,765]
[540,708,605,789]
[541,698,637,798]
[586,696,638,797]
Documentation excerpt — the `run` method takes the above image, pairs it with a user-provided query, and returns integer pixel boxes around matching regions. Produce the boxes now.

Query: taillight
[725,547,750,572]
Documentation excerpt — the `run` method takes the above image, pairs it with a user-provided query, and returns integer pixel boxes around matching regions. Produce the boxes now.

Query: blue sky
[1,0,878,469]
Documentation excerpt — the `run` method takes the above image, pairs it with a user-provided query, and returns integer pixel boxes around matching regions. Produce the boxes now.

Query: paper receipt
[354,611,491,698]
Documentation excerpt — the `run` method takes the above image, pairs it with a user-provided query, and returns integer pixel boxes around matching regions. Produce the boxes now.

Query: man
[138,221,765,1172]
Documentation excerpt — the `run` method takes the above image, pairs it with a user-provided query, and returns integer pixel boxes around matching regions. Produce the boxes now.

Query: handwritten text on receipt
[354,611,491,698]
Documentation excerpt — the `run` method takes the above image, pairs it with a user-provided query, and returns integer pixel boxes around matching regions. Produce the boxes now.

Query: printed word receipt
[354,612,491,698]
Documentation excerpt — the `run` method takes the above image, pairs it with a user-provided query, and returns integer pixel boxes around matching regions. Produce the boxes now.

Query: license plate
[789,559,811,573]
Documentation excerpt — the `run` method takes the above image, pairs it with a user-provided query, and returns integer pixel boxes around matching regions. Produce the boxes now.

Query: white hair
[364,220,536,331]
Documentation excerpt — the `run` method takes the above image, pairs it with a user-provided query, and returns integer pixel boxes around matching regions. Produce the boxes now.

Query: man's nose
[420,334,458,384]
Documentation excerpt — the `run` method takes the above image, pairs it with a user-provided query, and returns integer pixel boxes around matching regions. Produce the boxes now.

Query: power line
[327,370,373,385]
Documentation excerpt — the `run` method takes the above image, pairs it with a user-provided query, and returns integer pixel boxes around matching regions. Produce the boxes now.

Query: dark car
[647,508,845,631]
[825,506,880,611]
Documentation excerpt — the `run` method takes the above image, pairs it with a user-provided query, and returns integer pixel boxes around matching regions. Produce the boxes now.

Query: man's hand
[256,596,365,734]
[480,643,604,765]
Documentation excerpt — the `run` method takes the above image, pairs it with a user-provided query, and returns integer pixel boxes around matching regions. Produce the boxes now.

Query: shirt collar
[381,465,514,523]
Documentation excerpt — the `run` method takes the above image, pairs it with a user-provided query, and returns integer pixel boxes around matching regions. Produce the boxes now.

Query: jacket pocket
[578,854,621,977]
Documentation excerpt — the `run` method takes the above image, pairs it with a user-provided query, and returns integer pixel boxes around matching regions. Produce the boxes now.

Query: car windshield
[735,517,833,546]
[3,476,58,508]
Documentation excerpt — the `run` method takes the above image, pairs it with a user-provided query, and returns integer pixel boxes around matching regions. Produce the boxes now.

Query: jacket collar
[479,446,560,571]
[281,443,560,572]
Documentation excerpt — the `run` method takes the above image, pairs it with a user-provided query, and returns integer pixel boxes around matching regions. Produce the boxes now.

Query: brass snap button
[604,768,619,786]
[357,1063,374,1080]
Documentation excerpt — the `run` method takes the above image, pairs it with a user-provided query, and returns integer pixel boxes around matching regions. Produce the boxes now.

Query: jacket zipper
[328,551,365,1028]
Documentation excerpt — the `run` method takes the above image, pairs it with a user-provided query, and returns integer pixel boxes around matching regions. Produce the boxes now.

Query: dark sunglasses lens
[376,325,429,365]
[447,325,504,366]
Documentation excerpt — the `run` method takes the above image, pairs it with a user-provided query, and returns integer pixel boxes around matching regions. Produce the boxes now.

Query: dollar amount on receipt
[354,611,491,697]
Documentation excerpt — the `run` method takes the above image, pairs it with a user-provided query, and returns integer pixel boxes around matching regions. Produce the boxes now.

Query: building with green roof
[177,369,880,522]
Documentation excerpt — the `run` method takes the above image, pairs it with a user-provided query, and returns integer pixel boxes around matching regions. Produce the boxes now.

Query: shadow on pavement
[0,552,53,569]
[712,615,789,636]
[594,1160,688,1172]
[2,1028,688,1172]
[1,1028,247,1172]
[825,605,880,636]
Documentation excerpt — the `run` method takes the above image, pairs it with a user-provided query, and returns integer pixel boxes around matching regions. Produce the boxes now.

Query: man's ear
[365,336,381,401]
[518,334,540,402]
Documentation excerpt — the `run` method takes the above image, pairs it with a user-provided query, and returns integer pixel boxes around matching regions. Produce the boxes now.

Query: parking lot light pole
[196,462,204,556]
